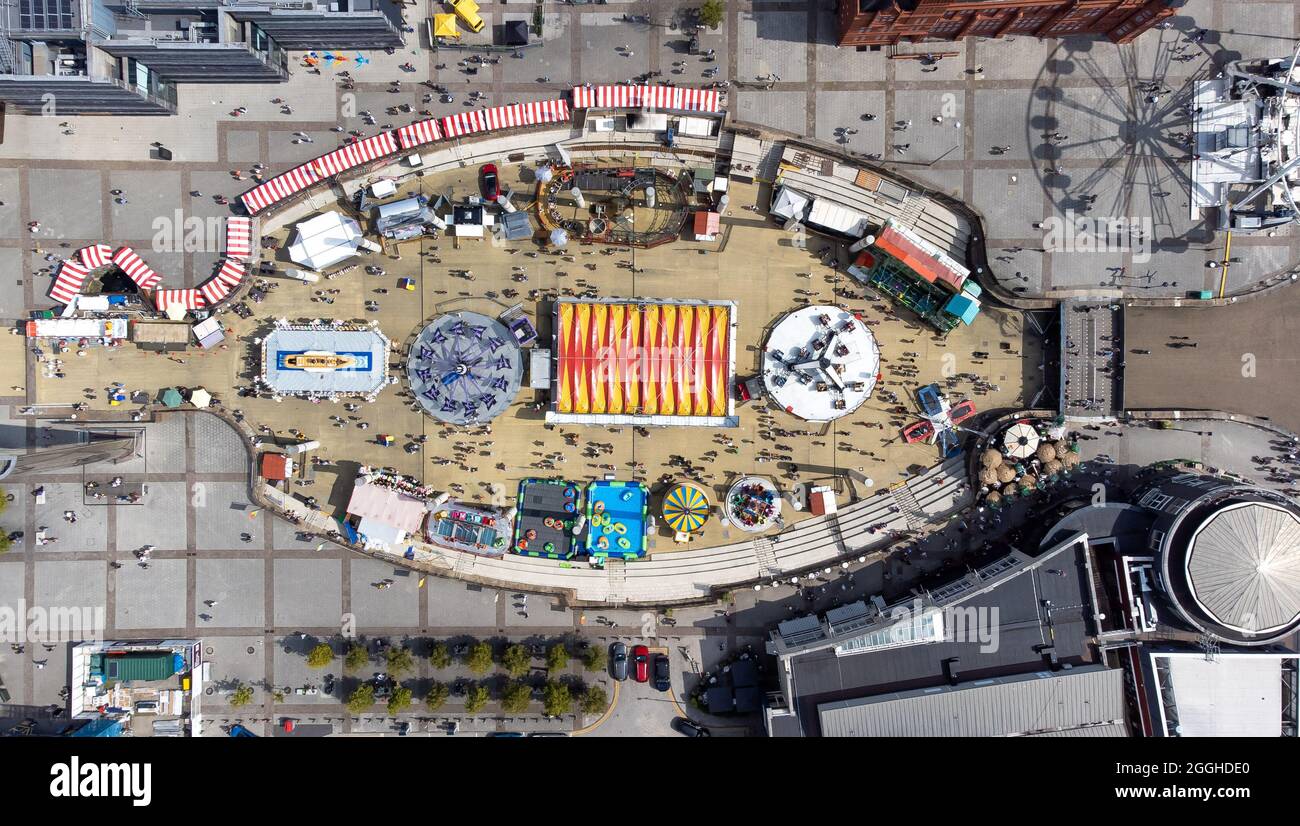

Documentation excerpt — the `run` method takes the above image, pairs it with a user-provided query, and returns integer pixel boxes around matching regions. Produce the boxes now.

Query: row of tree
[306,638,608,678]
[225,678,609,718]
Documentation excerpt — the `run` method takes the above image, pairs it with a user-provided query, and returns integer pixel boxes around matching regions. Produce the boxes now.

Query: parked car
[632,644,649,682]
[672,717,710,737]
[480,163,499,200]
[611,642,629,681]
[487,731,525,737]
[653,654,671,692]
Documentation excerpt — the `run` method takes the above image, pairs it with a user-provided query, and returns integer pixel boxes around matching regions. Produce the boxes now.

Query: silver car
[610,642,629,681]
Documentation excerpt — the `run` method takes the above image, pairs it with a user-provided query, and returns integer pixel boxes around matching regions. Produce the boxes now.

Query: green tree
[272,690,286,703]
[387,686,413,714]
[466,641,494,675]
[582,645,607,673]
[546,643,569,672]
[580,685,608,716]
[425,682,450,712]
[501,680,532,713]
[464,684,490,713]
[542,680,573,718]
[347,683,376,714]
[306,643,334,669]
[344,643,369,672]
[386,646,415,677]
[229,684,254,708]
[698,0,724,29]
[428,642,452,669]
[501,644,531,678]
[0,491,11,554]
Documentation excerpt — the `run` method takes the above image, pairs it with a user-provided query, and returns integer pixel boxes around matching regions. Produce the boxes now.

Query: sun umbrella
[1062,452,1081,468]
[985,491,1002,504]
[978,467,999,486]
[1003,422,1040,460]
[1054,440,1071,459]
[996,465,1017,484]
[981,449,1003,468]
[1045,459,1063,476]
[160,388,183,408]
[549,227,569,248]
[189,388,212,409]
[1036,444,1057,463]
[662,482,711,533]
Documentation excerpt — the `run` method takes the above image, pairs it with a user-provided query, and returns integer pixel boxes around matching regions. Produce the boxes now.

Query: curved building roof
[1186,501,1300,635]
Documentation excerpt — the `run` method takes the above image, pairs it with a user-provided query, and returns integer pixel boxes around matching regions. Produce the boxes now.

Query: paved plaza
[1,0,1299,736]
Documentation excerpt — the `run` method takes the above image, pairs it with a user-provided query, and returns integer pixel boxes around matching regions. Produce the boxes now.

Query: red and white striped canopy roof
[571,84,722,113]
[198,259,246,306]
[441,99,571,138]
[240,163,323,215]
[111,247,163,291]
[49,259,89,305]
[396,118,443,149]
[224,217,253,260]
[441,109,489,139]
[311,132,399,178]
[155,289,205,312]
[77,244,113,270]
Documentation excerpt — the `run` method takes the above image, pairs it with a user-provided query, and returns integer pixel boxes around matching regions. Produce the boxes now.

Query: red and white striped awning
[111,247,163,291]
[441,98,571,139]
[441,109,490,139]
[239,163,323,215]
[224,217,253,260]
[199,260,245,306]
[311,132,399,178]
[49,259,89,304]
[77,244,113,270]
[571,84,722,113]
[155,289,205,312]
[396,118,443,149]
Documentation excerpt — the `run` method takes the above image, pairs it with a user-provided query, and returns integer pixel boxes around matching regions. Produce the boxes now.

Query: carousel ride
[662,482,712,538]
[762,306,881,422]
[535,163,690,248]
[977,420,1081,506]
[406,311,524,425]
[726,477,782,533]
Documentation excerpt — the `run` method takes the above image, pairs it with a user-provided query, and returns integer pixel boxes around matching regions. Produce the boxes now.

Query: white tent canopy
[1003,423,1040,460]
[288,212,364,271]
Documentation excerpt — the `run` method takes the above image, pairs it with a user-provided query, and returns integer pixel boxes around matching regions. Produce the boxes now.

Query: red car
[632,645,649,682]
[480,163,499,200]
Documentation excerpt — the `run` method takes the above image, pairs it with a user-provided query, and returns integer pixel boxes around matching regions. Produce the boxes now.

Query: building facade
[0,0,402,115]
[836,0,1175,48]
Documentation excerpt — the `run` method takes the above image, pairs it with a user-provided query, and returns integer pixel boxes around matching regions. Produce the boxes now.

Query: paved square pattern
[117,482,189,551]
[273,558,342,628]
[196,557,265,628]
[33,560,105,615]
[0,0,1296,739]
[115,559,187,630]
[29,168,103,240]
[349,557,421,628]
[195,482,260,551]
[34,483,109,553]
